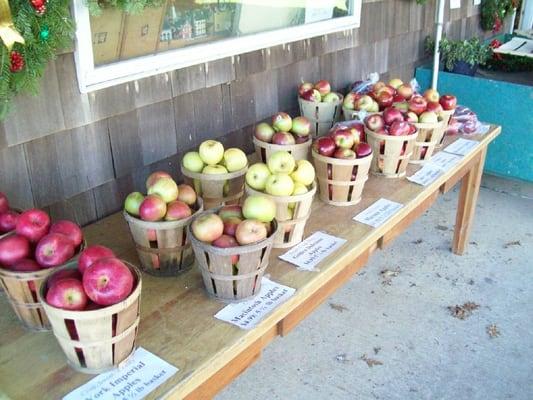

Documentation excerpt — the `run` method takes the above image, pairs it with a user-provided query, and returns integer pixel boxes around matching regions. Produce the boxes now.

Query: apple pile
[391,89,457,124]
[191,196,276,257]
[45,244,135,311]
[124,172,198,222]
[298,80,341,103]
[364,108,419,137]
[182,140,248,175]
[0,208,84,272]
[312,122,372,160]
[254,112,311,145]
[0,192,20,235]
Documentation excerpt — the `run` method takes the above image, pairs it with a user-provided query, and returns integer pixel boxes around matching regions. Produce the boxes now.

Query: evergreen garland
[85,0,164,16]
[0,0,74,120]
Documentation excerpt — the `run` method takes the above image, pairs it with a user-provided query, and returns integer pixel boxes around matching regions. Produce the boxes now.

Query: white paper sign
[353,198,403,228]
[278,231,347,271]
[64,348,178,400]
[214,278,295,330]
[476,123,491,135]
[443,138,479,156]
[428,151,463,171]
[407,164,444,186]
[450,0,461,8]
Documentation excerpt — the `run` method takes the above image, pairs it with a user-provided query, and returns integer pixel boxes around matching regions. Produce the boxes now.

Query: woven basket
[39,261,142,374]
[437,109,455,148]
[298,94,343,137]
[253,136,311,163]
[245,183,316,248]
[410,120,446,164]
[342,108,381,122]
[123,199,203,276]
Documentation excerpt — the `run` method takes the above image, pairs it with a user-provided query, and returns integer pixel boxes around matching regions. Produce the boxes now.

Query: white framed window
[73,0,362,93]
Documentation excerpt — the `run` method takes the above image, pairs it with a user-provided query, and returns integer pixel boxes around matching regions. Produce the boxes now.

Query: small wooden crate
[181,165,247,210]
[39,262,142,374]
[298,94,343,137]
[365,127,418,178]
[410,120,446,164]
[312,150,372,206]
[252,136,311,163]
[245,183,316,248]
[188,209,278,303]
[123,199,203,276]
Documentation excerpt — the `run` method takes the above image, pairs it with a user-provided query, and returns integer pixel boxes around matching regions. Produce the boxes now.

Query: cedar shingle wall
[0,0,492,224]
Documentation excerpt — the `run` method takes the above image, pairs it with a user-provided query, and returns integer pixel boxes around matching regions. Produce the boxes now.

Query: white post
[509,8,517,34]
[432,0,446,90]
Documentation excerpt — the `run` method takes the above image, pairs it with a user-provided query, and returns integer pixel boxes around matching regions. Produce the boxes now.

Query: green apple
[147,177,179,203]
[242,195,276,223]
[124,192,144,216]
[245,163,271,191]
[289,183,308,209]
[368,101,379,113]
[322,92,341,103]
[223,148,248,172]
[265,174,294,196]
[182,152,205,172]
[290,160,315,186]
[202,165,228,174]
[199,140,224,165]
[267,151,296,174]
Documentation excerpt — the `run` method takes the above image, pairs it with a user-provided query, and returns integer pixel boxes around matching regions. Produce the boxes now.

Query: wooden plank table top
[0,127,500,400]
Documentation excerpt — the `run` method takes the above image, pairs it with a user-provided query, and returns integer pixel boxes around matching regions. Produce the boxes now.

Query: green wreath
[0,0,74,120]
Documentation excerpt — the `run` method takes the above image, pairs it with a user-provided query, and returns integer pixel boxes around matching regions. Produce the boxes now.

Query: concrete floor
[217,175,533,400]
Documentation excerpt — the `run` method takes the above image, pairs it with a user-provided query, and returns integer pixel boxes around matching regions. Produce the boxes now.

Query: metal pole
[432,0,445,90]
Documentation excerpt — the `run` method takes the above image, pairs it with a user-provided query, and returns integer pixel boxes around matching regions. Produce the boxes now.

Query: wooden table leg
[452,147,487,255]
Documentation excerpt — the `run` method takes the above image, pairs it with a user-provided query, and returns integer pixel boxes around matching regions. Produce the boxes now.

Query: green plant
[85,0,165,16]
[426,37,492,71]
[480,0,521,32]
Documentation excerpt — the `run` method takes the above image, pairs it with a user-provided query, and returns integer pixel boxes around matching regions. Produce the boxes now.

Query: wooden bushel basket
[123,199,203,276]
[298,94,343,137]
[312,150,372,206]
[437,109,455,148]
[188,209,278,303]
[342,108,381,122]
[365,127,418,178]
[253,136,312,163]
[39,262,142,374]
[245,183,316,248]
[181,165,247,210]
[410,120,446,164]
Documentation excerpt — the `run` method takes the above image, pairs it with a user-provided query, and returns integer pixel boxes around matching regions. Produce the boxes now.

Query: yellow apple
[290,160,315,186]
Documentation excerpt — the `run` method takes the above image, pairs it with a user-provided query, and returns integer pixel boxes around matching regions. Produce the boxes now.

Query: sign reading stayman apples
[353,199,403,228]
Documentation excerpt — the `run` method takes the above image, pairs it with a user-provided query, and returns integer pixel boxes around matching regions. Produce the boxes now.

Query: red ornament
[10,51,25,73]
[30,0,47,15]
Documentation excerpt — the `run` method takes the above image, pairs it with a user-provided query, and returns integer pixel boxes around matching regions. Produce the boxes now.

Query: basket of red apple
[188,196,278,302]
[298,80,343,136]
[253,112,312,163]
[181,140,248,210]
[363,112,418,178]
[0,209,85,331]
[244,151,316,248]
[311,122,373,206]
[123,172,202,276]
[38,247,141,374]
[0,192,21,239]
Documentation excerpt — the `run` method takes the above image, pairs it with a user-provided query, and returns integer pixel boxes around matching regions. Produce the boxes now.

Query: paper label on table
[407,164,444,187]
[214,278,295,330]
[278,231,347,271]
[443,138,479,156]
[63,347,178,400]
[353,198,403,228]
[429,151,463,171]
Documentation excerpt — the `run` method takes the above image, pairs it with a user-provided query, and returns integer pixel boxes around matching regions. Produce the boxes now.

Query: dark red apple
[35,233,76,268]
[46,278,88,311]
[0,192,8,214]
[16,209,51,243]
[85,301,103,311]
[212,234,239,265]
[272,132,296,145]
[408,96,428,115]
[439,94,457,111]
[0,234,30,266]
[389,121,411,136]
[78,245,116,274]
[300,89,322,102]
[365,114,385,131]
[0,210,19,233]
[11,258,40,272]
[47,268,83,289]
[355,143,372,158]
[377,92,394,109]
[334,148,356,159]
[313,137,336,157]
[50,220,83,248]
[83,258,134,306]
[383,108,404,126]
[223,217,242,237]
[392,94,405,103]
[426,101,443,114]
[298,82,314,97]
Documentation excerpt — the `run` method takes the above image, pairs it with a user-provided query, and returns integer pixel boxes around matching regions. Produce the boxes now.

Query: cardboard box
[90,8,125,65]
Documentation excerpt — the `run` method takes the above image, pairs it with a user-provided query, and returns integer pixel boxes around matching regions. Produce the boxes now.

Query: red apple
[78,245,116,274]
[16,209,51,243]
[235,220,267,245]
[85,301,103,311]
[300,89,322,102]
[46,278,88,311]
[313,137,336,157]
[218,205,243,221]
[0,210,19,233]
[355,143,372,158]
[392,94,405,104]
[223,217,242,237]
[35,233,76,268]
[11,258,40,272]
[377,92,394,110]
[334,148,357,159]
[423,89,440,103]
[83,258,134,306]
[375,85,396,97]
[405,111,419,123]
[192,213,224,242]
[295,135,310,144]
[298,82,314,97]
[212,234,240,264]
[254,122,276,143]
[389,121,411,136]
[343,92,361,110]
[177,184,197,206]
[50,220,83,248]
[271,112,293,132]
[372,81,386,93]
[146,171,172,190]
[439,94,457,111]
[383,107,404,125]
[397,84,414,100]
[426,101,443,114]
[314,80,331,97]
[331,129,355,149]
[365,114,385,131]
[409,124,417,134]
[0,192,8,214]
[272,132,296,145]
[291,116,311,137]
[165,200,191,221]
[48,268,82,289]
[408,96,428,115]
[139,195,167,222]
[0,234,31,266]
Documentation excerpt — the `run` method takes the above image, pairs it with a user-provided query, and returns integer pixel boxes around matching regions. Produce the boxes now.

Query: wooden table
[0,127,500,400]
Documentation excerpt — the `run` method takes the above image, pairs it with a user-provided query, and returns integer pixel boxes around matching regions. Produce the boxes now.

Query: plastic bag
[348,72,379,94]
[446,105,481,135]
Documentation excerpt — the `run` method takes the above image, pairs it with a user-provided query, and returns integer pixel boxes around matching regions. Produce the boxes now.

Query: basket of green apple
[181,140,248,210]
[298,80,343,136]
[39,249,141,374]
[253,112,312,163]
[311,121,373,206]
[188,196,278,302]
[244,151,316,248]
[123,172,202,276]
[0,209,85,331]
